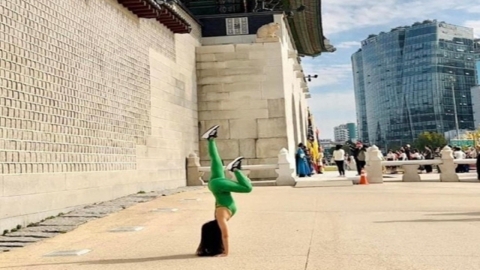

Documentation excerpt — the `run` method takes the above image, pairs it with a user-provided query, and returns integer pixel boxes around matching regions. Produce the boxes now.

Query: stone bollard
[439,146,459,182]
[365,145,384,183]
[186,153,205,186]
[275,148,296,186]
[402,164,421,182]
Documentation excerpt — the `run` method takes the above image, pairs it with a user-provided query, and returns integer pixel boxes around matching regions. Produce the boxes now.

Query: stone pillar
[439,146,459,182]
[365,145,383,183]
[186,153,205,186]
[275,148,296,186]
[402,165,421,182]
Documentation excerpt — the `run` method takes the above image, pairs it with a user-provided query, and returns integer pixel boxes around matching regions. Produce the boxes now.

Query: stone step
[251,180,276,186]
[295,179,353,188]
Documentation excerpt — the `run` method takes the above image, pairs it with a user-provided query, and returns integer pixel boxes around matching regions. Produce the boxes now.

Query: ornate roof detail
[283,0,335,56]
[117,0,192,34]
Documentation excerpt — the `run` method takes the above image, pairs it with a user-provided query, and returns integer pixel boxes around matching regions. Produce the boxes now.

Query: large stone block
[239,139,256,158]
[224,82,262,93]
[229,74,266,83]
[223,67,264,76]
[196,53,216,62]
[229,90,263,100]
[257,117,287,138]
[247,158,278,179]
[199,109,268,121]
[199,139,239,161]
[3,174,66,197]
[235,43,265,52]
[199,84,224,93]
[198,91,230,102]
[198,69,220,77]
[205,100,268,111]
[198,119,231,139]
[215,52,249,61]
[262,81,285,99]
[198,76,233,85]
[198,62,227,70]
[229,119,258,139]
[197,44,235,54]
[256,137,288,159]
[268,98,286,117]
[225,60,261,69]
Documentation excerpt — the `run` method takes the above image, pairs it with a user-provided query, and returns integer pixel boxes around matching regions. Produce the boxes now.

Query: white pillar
[365,145,384,183]
[439,146,459,182]
[186,153,205,186]
[275,148,296,186]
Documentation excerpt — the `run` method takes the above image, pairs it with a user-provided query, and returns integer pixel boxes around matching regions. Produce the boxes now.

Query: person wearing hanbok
[296,143,311,177]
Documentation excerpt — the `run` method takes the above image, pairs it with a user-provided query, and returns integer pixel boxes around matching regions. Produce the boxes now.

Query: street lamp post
[450,76,460,139]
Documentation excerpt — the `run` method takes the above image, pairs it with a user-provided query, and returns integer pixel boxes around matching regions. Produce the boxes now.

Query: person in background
[352,142,367,175]
[333,144,346,177]
[317,146,324,174]
[423,145,434,173]
[296,143,312,177]
[476,145,480,181]
[404,144,412,160]
[453,146,466,173]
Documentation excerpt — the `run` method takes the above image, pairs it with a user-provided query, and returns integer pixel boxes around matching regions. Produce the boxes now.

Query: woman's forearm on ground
[222,235,229,255]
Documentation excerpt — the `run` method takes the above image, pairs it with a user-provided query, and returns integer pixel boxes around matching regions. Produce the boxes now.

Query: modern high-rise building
[334,123,356,142]
[333,125,348,142]
[352,20,480,147]
[470,85,480,128]
[346,123,357,141]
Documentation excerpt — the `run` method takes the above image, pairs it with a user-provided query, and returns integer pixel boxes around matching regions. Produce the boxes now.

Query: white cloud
[464,20,480,37]
[336,41,361,49]
[301,63,352,88]
[307,91,357,139]
[322,0,480,35]
[455,5,480,13]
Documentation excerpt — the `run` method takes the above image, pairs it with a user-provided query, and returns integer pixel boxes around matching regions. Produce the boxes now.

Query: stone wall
[196,15,308,180]
[0,0,200,232]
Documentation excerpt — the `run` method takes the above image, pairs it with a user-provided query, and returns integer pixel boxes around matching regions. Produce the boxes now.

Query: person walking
[424,145,434,173]
[333,144,346,177]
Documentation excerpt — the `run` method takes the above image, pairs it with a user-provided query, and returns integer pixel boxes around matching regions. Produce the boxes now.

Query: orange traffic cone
[359,168,369,185]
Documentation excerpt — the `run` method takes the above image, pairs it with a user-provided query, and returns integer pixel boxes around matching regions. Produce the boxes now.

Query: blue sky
[304,0,480,139]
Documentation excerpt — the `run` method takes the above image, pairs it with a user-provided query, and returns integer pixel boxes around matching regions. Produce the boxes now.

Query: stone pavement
[2,182,480,270]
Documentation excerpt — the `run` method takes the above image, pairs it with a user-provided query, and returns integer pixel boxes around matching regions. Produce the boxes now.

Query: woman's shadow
[1,254,199,269]
[81,254,198,265]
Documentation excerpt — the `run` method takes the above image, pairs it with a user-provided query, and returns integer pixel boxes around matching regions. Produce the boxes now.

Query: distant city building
[346,123,357,141]
[334,123,357,142]
[476,59,480,84]
[472,85,480,129]
[352,20,480,147]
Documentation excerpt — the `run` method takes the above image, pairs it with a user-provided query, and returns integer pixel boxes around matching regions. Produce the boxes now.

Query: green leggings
[208,139,252,214]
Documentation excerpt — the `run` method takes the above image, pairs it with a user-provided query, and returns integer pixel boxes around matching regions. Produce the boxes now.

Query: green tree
[413,132,447,150]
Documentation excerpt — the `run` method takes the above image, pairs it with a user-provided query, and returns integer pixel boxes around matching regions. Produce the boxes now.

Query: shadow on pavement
[375,218,480,223]
[426,212,480,217]
[0,254,199,269]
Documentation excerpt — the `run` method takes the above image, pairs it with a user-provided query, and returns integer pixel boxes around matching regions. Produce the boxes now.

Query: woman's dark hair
[335,144,342,150]
[196,220,224,257]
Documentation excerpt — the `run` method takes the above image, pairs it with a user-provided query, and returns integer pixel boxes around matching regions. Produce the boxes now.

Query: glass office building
[352,20,480,147]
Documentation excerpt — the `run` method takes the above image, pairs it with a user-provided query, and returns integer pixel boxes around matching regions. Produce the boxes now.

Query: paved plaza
[2,181,480,270]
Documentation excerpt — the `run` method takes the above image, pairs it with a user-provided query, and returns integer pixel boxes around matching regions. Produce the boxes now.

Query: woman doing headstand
[196,125,253,257]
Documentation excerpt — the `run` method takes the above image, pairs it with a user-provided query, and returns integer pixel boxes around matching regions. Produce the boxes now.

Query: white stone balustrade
[366,145,477,182]
[365,145,384,183]
[186,148,296,186]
